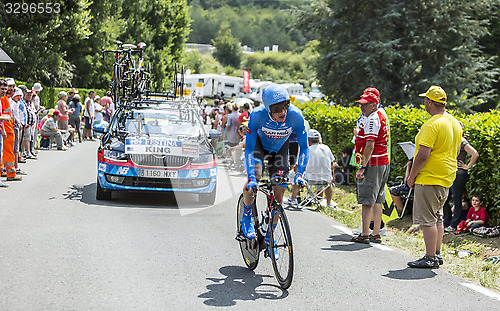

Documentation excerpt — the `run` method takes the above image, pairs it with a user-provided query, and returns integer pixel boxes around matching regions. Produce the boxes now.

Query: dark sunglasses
[269,101,290,114]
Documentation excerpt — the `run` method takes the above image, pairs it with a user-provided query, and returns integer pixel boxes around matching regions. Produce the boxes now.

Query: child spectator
[454,193,488,234]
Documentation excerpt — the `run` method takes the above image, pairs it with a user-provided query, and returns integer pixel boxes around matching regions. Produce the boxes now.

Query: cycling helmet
[262,84,290,113]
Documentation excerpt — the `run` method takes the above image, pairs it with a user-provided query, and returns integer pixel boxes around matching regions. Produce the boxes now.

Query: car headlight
[104,149,128,162]
[191,153,215,165]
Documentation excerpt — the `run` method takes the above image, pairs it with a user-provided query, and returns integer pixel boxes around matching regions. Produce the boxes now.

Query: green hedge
[297,101,500,225]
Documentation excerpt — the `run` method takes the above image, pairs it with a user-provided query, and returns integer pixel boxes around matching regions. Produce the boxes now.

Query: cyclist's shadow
[198,265,288,306]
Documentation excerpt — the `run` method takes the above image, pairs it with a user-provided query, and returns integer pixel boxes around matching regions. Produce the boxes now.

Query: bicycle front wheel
[269,204,294,289]
[236,194,260,270]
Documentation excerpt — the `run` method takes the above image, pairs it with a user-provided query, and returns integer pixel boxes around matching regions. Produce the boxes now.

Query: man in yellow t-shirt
[406,85,462,269]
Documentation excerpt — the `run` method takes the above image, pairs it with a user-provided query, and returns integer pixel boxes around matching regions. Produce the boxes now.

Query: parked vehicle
[183,74,245,98]
[94,96,218,204]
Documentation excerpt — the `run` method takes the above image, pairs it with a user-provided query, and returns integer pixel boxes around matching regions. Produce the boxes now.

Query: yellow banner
[382,184,398,223]
[176,89,191,95]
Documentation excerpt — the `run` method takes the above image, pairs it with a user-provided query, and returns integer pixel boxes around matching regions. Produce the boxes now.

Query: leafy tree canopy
[296,0,500,108]
[187,0,315,52]
[212,23,242,68]
[0,0,190,90]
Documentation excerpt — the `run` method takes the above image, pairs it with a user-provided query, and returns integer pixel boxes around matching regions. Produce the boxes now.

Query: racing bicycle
[235,176,294,289]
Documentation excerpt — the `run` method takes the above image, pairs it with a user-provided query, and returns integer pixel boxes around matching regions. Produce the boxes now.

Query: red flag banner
[242,70,250,93]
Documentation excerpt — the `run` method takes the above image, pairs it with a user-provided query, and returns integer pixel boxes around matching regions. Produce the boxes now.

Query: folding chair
[296,180,333,210]
[397,142,415,218]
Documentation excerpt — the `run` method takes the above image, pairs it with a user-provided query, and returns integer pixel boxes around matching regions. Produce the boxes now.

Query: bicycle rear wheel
[269,204,294,289]
[236,194,260,270]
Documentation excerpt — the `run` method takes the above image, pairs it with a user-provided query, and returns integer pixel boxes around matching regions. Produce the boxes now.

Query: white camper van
[183,74,246,98]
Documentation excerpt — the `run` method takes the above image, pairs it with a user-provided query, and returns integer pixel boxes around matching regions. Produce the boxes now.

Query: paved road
[1,141,499,310]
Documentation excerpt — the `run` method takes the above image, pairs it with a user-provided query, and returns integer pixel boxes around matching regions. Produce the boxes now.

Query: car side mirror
[209,129,222,138]
[93,122,108,134]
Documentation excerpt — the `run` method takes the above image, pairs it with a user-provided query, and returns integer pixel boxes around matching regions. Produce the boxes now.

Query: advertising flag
[242,70,250,93]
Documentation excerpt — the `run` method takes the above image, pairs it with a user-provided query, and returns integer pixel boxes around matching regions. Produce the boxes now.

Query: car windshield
[113,106,212,151]
[125,108,200,137]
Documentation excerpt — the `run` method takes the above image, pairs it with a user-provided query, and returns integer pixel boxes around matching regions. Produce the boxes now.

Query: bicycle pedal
[235,233,246,242]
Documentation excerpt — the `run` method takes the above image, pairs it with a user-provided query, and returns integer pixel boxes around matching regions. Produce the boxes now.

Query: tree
[212,23,242,68]
[0,0,190,90]
[0,0,93,87]
[296,0,500,108]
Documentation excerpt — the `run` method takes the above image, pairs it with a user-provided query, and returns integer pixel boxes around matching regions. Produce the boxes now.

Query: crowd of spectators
[0,78,114,187]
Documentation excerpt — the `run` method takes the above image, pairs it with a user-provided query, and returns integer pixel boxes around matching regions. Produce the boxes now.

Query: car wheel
[96,177,112,200]
[199,183,216,205]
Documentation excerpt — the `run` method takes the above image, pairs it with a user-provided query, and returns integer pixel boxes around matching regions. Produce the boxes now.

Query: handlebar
[101,42,146,60]
[252,176,290,192]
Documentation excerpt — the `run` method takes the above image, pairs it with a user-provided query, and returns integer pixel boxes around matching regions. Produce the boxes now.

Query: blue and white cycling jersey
[244,104,309,179]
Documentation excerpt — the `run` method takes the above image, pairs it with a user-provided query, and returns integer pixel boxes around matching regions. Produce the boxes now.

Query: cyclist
[241,84,309,239]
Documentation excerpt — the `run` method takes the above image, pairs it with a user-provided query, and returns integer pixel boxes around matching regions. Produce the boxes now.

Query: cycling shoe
[240,214,256,240]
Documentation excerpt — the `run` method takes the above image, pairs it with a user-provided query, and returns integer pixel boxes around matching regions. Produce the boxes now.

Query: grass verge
[291,184,500,293]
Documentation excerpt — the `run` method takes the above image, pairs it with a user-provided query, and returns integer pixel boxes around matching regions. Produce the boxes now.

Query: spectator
[83,91,96,140]
[69,94,83,143]
[10,87,27,174]
[287,129,336,208]
[226,121,248,172]
[31,83,43,112]
[67,88,78,105]
[57,91,74,132]
[100,91,114,119]
[454,193,488,234]
[31,83,44,156]
[443,126,480,232]
[351,90,390,244]
[20,90,36,159]
[203,101,212,125]
[0,79,13,185]
[238,102,250,123]
[225,103,241,149]
[333,146,355,185]
[38,109,54,135]
[41,110,66,150]
[406,86,462,268]
[0,79,21,181]
[94,96,102,121]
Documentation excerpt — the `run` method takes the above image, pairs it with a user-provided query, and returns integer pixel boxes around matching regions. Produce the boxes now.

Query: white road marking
[332,225,393,251]
[333,224,353,235]
[461,283,500,301]
[372,244,393,251]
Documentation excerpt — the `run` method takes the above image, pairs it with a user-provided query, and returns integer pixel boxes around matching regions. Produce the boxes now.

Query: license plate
[140,169,178,179]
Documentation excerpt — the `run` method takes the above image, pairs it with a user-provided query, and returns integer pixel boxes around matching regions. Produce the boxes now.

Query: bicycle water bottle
[260,211,269,236]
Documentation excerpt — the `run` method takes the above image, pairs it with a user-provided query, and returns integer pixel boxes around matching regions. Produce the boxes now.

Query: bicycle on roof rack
[102,41,151,106]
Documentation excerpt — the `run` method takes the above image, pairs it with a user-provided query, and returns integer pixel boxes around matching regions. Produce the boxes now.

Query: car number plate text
[140,169,178,179]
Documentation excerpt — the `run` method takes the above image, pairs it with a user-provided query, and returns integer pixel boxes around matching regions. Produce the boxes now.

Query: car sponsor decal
[185,170,199,178]
[125,138,199,156]
[115,166,130,175]
[210,168,217,176]
[98,163,107,172]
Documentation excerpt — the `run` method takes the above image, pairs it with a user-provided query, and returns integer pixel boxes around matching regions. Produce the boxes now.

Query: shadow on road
[382,267,438,280]
[321,234,371,252]
[199,266,288,307]
[62,183,213,209]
